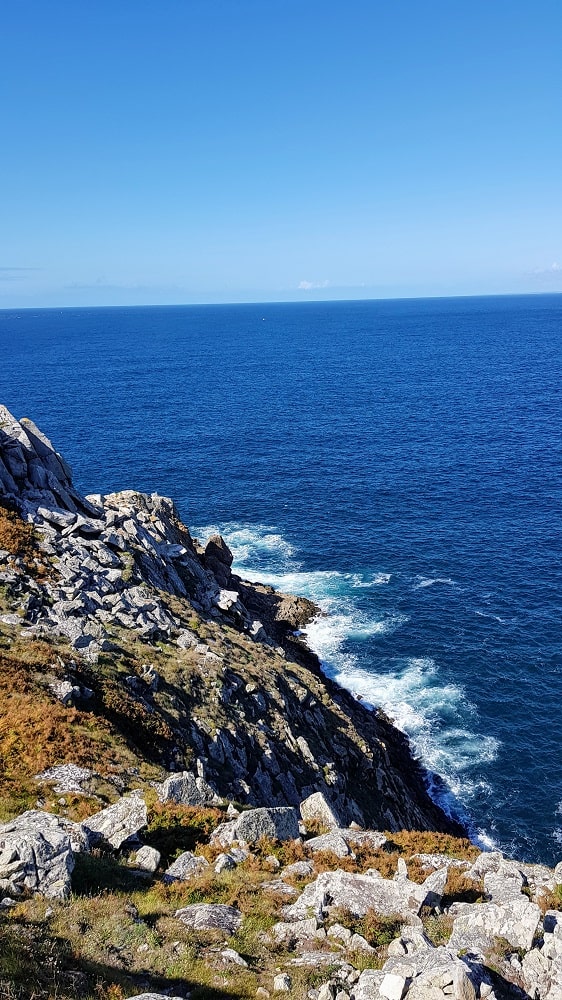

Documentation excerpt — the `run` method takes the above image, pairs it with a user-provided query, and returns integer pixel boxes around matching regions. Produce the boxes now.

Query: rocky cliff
[1,406,562,1000]
[0,404,459,834]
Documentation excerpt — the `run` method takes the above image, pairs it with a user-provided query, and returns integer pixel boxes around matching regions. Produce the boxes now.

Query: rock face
[0,405,465,835]
[0,811,76,899]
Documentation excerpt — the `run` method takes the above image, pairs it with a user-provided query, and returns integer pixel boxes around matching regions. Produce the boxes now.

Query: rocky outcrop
[0,404,465,837]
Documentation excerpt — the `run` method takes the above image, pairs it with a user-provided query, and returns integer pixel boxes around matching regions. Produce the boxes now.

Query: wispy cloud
[532,261,561,275]
[298,279,330,290]
[0,266,40,272]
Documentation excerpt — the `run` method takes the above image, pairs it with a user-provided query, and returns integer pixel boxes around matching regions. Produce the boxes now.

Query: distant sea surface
[2,295,561,863]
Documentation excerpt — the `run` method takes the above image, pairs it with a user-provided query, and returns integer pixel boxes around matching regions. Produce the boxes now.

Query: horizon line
[1,289,562,313]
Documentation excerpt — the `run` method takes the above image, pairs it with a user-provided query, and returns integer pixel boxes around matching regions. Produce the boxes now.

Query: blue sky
[1,0,561,307]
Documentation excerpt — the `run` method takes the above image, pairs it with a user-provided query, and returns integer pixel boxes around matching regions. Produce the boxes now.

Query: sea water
[2,295,561,863]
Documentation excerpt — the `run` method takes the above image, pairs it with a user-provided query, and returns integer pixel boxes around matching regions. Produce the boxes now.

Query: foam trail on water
[194,521,498,828]
[413,576,457,589]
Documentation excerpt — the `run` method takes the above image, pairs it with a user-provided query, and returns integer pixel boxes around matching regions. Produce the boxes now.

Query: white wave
[474,828,498,851]
[192,521,297,572]
[413,576,456,589]
[475,610,510,624]
[191,519,498,830]
[350,572,392,587]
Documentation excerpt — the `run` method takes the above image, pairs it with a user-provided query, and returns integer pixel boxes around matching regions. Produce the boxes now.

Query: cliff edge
[0,403,459,835]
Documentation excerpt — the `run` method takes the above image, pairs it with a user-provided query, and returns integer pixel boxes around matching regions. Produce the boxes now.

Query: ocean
[2,294,561,864]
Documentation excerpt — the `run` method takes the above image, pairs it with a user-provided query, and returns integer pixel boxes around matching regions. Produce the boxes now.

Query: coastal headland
[0,405,561,1000]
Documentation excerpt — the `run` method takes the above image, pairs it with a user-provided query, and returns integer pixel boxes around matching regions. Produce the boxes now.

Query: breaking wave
[194,521,499,833]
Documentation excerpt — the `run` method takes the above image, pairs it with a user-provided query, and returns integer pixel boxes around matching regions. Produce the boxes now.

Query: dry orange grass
[0,504,36,562]
[0,646,137,814]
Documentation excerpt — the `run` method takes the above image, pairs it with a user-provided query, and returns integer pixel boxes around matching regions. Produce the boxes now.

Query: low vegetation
[0,808,482,1000]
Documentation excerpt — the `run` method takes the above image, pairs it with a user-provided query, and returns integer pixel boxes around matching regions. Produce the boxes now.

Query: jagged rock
[0,811,75,899]
[203,534,233,588]
[82,790,147,849]
[163,851,209,883]
[0,406,469,838]
[157,770,216,806]
[300,792,344,830]
[174,902,242,933]
[134,846,161,872]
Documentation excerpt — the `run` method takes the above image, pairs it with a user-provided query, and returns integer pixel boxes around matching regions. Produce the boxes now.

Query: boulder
[0,811,75,899]
[352,969,387,999]
[134,846,161,873]
[174,902,242,933]
[282,860,315,879]
[306,831,352,858]
[157,770,215,806]
[300,792,344,830]
[484,865,525,903]
[212,807,299,846]
[449,896,541,953]
[269,917,319,946]
[283,869,415,922]
[163,851,209,883]
[273,973,292,992]
[81,790,147,849]
[36,764,94,794]
[127,995,184,1000]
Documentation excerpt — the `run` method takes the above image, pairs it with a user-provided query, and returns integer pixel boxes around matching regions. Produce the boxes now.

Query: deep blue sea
[1,295,561,864]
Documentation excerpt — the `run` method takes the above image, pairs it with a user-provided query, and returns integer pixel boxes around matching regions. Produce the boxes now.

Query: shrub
[144,803,223,864]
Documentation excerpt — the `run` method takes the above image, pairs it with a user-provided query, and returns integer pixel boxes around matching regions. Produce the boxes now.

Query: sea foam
[194,521,499,833]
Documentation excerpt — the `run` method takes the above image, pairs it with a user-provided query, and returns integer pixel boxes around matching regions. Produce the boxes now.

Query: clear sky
[1,0,561,307]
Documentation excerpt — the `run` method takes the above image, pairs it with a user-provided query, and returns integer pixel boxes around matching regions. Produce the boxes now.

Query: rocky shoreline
[1,404,561,1000]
